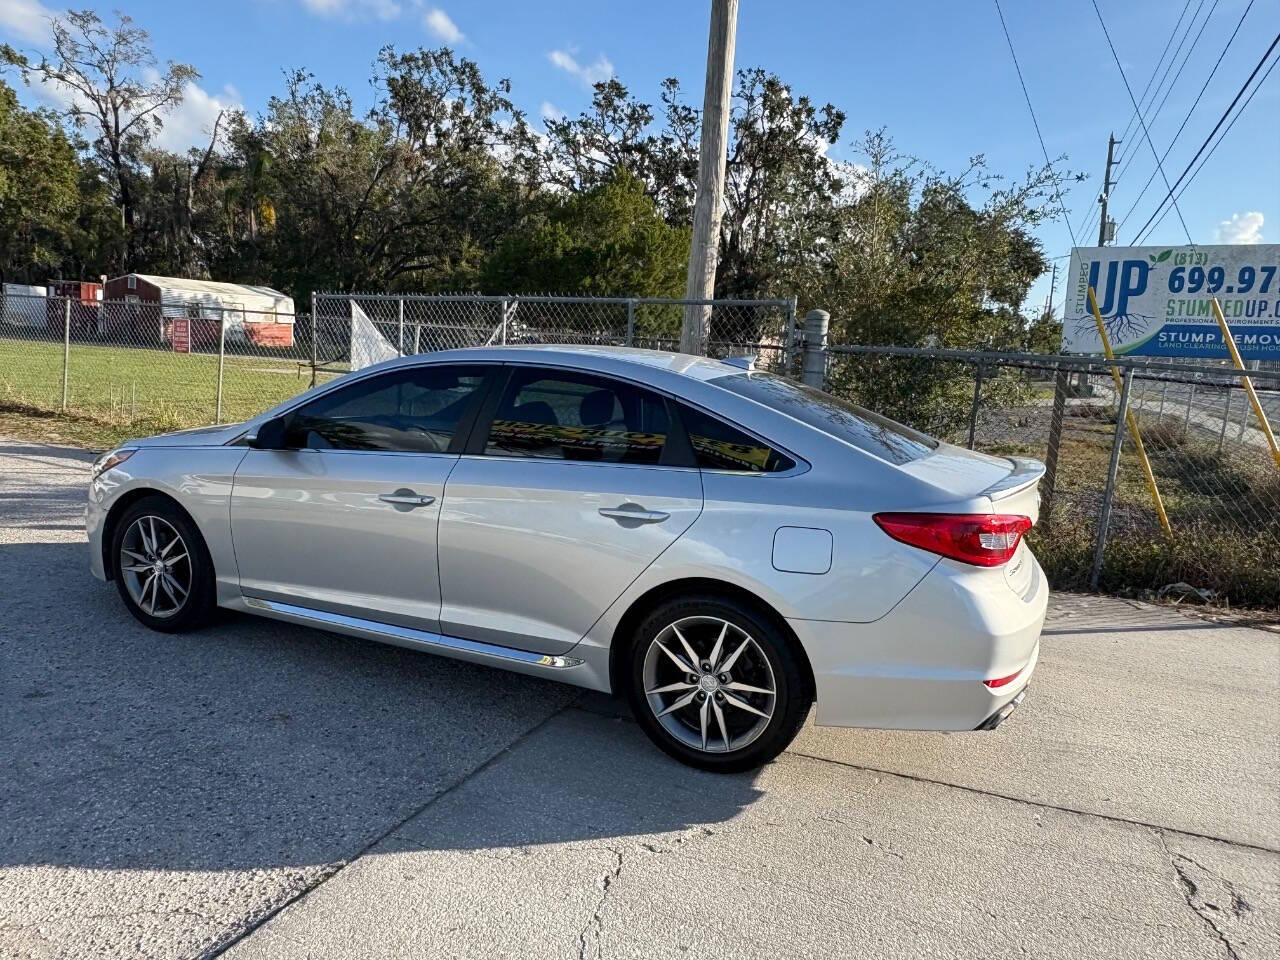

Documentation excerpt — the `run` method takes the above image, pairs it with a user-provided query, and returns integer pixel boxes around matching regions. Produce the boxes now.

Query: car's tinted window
[677,404,795,473]
[711,371,937,465]
[289,366,488,453]
[485,368,669,465]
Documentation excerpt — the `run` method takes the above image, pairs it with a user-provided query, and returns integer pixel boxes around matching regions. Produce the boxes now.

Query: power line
[1130,30,1280,243]
[1135,50,1278,244]
[1115,0,1255,232]
[1113,0,1206,170]
[1112,0,1194,156]
[1113,0,1220,185]
[992,0,1079,247]
[1091,0,1194,245]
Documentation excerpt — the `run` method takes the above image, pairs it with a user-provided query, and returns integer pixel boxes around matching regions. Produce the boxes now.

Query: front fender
[88,445,249,603]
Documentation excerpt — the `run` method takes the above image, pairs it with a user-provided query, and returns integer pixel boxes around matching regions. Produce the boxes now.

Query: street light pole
[680,0,738,355]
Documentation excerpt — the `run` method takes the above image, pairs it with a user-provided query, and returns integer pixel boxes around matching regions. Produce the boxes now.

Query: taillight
[872,513,1032,567]
[983,668,1023,688]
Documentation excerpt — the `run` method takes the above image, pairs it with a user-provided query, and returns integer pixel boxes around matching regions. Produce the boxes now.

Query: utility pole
[1044,262,1058,318]
[1044,133,1119,522]
[1097,132,1118,246]
[681,0,739,355]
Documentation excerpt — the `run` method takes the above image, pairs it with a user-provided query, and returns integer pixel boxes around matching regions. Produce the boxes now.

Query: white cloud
[548,49,613,88]
[0,0,56,45]
[31,71,239,153]
[299,0,402,21]
[1215,211,1265,245]
[539,100,563,122]
[153,81,240,152]
[422,6,463,44]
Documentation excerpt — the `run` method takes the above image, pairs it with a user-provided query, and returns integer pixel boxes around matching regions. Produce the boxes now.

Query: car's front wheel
[111,496,215,633]
[625,595,810,772]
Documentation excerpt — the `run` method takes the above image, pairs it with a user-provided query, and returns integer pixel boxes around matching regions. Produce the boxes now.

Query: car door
[437,365,704,655]
[230,364,492,633]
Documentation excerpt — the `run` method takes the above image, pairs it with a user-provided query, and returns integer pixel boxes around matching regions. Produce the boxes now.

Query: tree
[0,80,82,284]
[480,171,689,303]
[4,10,197,268]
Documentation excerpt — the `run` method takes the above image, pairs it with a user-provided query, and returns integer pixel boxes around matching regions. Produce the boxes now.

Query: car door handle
[599,504,670,524]
[378,491,436,508]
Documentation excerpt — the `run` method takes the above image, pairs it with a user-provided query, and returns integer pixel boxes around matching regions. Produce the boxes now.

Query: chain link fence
[1,290,795,439]
[823,341,1280,608]
[312,293,796,373]
[1,291,315,437]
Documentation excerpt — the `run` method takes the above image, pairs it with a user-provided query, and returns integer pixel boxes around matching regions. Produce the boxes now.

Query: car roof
[370,344,748,384]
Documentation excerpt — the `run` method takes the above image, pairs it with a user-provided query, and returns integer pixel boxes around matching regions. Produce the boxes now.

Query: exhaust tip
[975,690,1027,731]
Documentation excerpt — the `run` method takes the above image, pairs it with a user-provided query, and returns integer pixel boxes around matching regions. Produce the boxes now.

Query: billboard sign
[1062,244,1280,359]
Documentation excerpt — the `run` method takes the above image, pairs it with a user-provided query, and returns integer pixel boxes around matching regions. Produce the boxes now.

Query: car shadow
[1,541,763,876]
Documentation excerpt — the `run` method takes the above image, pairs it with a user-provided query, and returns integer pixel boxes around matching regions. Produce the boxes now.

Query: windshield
[712,371,938,465]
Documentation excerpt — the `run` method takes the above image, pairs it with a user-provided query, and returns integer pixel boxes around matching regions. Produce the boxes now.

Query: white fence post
[801,309,829,389]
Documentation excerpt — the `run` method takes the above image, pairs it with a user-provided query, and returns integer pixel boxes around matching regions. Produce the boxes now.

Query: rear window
[712,371,938,465]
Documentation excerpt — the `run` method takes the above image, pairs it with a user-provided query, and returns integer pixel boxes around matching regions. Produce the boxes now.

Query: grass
[989,414,1280,609]
[0,337,340,445]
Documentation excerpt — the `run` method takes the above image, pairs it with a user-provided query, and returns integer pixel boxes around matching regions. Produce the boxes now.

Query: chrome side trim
[242,597,585,668]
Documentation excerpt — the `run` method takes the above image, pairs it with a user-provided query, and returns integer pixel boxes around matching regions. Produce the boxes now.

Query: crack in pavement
[577,847,624,960]
[786,750,1280,856]
[1156,830,1246,960]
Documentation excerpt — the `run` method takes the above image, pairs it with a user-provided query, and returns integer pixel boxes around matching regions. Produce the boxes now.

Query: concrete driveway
[1,438,1276,960]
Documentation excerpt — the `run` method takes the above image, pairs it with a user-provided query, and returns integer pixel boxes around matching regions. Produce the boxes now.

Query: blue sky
[2,0,1277,311]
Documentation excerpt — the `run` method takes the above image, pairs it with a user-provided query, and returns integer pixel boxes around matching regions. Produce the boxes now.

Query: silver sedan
[87,346,1047,771]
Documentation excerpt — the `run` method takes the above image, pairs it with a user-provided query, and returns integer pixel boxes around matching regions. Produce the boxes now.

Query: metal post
[1090,367,1134,591]
[1158,380,1168,418]
[1041,366,1070,523]
[1217,390,1232,455]
[309,292,318,388]
[61,297,71,411]
[1182,382,1195,435]
[501,299,508,346]
[801,309,829,389]
[398,298,405,355]
[1237,387,1250,443]
[967,361,985,449]
[626,298,636,347]
[215,311,226,424]
[784,297,798,372]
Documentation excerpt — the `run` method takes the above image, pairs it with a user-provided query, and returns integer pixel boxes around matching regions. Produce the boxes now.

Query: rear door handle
[378,490,436,508]
[599,504,670,524]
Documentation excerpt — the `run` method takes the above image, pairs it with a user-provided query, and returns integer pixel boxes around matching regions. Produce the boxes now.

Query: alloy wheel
[642,615,777,754]
[119,515,191,619]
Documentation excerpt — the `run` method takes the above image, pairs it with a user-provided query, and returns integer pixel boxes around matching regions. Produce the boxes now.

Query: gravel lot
[1,438,1276,960]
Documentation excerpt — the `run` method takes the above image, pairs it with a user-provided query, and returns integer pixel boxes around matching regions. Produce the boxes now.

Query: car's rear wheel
[625,595,810,772]
[111,496,215,633]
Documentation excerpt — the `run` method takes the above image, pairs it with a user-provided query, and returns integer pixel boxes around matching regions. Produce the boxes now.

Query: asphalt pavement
[1,438,1276,960]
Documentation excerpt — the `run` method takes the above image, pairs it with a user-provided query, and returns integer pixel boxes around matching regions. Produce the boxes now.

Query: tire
[110,495,216,633]
[624,594,810,773]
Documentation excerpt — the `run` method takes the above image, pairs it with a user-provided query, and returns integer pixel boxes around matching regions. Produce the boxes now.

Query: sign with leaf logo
[1062,244,1280,359]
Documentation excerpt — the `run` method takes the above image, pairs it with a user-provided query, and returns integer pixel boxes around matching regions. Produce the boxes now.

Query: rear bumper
[975,688,1027,730]
[790,552,1047,731]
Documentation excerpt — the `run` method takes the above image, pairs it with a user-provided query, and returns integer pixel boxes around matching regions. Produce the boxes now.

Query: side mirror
[247,415,293,450]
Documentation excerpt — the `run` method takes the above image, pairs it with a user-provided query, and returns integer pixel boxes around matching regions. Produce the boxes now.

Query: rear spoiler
[983,457,1045,501]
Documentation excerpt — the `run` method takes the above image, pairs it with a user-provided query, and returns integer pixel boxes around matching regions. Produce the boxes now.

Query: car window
[484,368,669,465]
[289,365,488,453]
[677,404,796,473]
[710,371,937,465]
